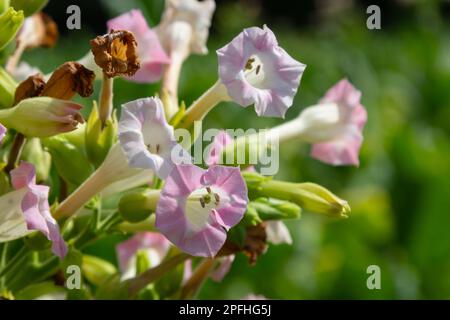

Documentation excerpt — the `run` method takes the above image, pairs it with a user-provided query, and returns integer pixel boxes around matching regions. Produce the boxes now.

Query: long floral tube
[178,81,229,129]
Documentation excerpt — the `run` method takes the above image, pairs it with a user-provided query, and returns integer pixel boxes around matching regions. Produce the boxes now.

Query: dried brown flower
[219,223,268,265]
[90,30,140,78]
[14,73,46,105]
[42,62,95,100]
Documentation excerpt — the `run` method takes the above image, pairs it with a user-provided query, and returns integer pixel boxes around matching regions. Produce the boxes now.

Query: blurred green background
[24,0,450,299]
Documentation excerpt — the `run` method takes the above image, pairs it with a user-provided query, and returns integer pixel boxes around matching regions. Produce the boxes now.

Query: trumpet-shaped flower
[4,162,67,258]
[309,79,367,166]
[118,97,190,179]
[156,164,248,257]
[217,25,305,118]
[116,232,171,279]
[107,10,170,83]
[157,0,216,56]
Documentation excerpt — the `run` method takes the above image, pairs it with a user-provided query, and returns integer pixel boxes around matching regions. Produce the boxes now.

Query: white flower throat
[185,186,227,231]
[244,55,267,89]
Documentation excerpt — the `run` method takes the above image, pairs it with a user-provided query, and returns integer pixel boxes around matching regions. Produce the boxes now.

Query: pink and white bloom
[1,162,67,259]
[157,0,216,56]
[118,97,190,179]
[156,164,248,257]
[116,232,171,279]
[107,10,170,83]
[310,79,367,166]
[217,25,306,118]
[266,79,367,166]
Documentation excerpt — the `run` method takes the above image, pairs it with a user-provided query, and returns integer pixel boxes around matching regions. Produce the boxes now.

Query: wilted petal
[265,221,292,245]
[118,97,190,179]
[156,164,248,257]
[107,9,170,83]
[217,25,305,118]
[11,162,67,258]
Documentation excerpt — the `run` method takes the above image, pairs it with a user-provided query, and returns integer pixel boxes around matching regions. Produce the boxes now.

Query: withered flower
[14,73,46,104]
[42,62,95,100]
[90,30,140,78]
[219,223,268,265]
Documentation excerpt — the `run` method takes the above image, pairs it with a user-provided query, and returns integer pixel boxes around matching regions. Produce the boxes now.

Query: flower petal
[11,162,67,258]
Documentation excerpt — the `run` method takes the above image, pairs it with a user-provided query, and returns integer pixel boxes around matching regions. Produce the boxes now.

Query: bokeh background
[24,0,450,299]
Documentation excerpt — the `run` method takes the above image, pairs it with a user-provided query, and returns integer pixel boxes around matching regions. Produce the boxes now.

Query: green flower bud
[0,66,17,108]
[0,0,9,15]
[118,189,160,223]
[20,138,51,182]
[0,97,85,138]
[42,136,94,186]
[243,172,350,218]
[82,254,117,287]
[95,274,129,300]
[248,198,301,221]
[0,7,24,50]
[10,0,48,16]
[85,102,117,168]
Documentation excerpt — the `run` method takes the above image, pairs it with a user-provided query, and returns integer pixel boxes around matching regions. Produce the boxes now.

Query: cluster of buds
[0,0,367,300]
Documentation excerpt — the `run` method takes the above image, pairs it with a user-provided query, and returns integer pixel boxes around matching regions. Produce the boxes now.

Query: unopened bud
[82,254,117,287]
[0,7,24,50]
[0,96,84,137]
[85,102,117,168]
[243,172,350,218]
[0,66,17,108]
[10,0,48,17]
[42,136,93,186]
[118,189,160,223]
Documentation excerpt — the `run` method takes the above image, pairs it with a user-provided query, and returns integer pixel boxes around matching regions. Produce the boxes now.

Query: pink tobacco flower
[10,162,67,259]
[309,79,367,166]
[156,164,248,257]
[217,25,306,118]
[116,232,171,279]
[118,97,190,179]
[107,9,170,83]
